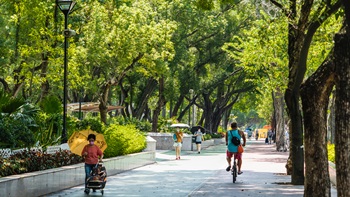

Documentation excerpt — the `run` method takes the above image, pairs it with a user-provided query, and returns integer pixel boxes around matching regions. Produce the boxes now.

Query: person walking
[267,129,273,144]
[225,122,246,175]
[194,128,204,154]
[82,134,104,194]
[173,127,183,160]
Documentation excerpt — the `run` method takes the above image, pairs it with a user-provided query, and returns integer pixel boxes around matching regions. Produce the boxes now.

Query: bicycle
[231,159,238,183]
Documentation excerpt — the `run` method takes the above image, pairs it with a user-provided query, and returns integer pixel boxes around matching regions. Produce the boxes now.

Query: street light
[189,89,194,126]
[57,0,76,143]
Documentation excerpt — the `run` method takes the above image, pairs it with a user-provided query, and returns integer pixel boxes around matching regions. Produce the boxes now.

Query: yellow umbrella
[68,129,107,156]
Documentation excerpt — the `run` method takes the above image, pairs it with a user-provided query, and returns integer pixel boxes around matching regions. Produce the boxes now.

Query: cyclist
[225,122,246,175]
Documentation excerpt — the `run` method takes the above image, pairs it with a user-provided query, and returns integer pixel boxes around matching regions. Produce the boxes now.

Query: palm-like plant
[0,91,38,148]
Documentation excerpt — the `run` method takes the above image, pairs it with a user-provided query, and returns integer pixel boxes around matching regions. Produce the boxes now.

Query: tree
[268,0,342,186]
[333,1,350,194]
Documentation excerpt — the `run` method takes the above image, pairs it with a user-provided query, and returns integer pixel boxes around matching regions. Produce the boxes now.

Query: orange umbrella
[68,129,107,156]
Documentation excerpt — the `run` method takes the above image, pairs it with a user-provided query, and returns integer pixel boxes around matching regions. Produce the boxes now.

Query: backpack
[173,133,177,142]
[230,130,241,146]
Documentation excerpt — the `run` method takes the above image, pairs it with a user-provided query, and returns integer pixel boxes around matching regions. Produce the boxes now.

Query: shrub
[0,150,83,177]
[109,116,152,132]
[76,117,104,133]
[327,143,335,163]
[210,133,223,138]
[203,134,212,140]
[103,124,146,158]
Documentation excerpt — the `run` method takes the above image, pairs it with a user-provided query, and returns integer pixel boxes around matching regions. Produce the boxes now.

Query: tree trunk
[300,51,335,197]
[135,78,158,120]
[334,31,350,197]
[172,94,185,118]
[152,76,166,132]
[99,83,110,125]
[274,88,285,151]
[284,88,304,184]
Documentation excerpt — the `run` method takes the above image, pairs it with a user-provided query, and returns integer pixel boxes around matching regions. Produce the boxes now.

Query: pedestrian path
[43,139,337,197]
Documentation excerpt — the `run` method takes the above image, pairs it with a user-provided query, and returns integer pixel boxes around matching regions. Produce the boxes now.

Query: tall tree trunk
[99,83,110,125]
[152,76,166,132]
[172,94,185,118]
[284,88,304,184]
[334,30,350,197]
[135,78,157,119]
[300,51,335,197]
[38,54,50,103]
[274,88,284,151]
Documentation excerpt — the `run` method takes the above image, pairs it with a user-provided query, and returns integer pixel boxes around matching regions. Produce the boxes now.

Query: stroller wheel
[84,188,90,195]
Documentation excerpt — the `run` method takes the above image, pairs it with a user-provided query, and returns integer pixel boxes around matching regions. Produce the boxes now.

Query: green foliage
[33,112,62,148]
[210,132,223,138]
[0,91,39,148]
[76,117,104,134]
[39,95,62,114]
[156,117,174,133]
[327,143,335,163]
[0,150,83,177]
[203,134,212,140]
[103,124,146,158]
[109,116,152,132]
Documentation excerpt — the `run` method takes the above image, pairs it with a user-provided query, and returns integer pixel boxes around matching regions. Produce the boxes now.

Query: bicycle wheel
[232,165,237,183]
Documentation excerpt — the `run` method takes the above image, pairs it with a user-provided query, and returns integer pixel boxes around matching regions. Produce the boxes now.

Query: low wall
[148,133,192,150]
[214,138,225,145]
[0,151,156,197]
[148,133,217,151]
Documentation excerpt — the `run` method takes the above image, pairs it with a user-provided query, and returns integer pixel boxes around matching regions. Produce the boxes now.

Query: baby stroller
[85,163,107,195]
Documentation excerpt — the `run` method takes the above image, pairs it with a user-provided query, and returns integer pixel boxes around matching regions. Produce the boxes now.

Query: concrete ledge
[201,139,214,148]
[214,138,225,145]
[143,136,157,152]
[148,132,192,150]
[328,161,336,186]
[0,151,155,197]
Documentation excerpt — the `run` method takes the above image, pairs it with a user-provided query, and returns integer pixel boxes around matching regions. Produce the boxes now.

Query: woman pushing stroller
[82,134,104,194]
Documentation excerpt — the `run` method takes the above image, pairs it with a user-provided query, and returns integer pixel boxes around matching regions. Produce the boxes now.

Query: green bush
[210,133,223,138]
[103,124,146,158]
[109,116,152,132]
[328,143,335,163]
[76,117,104,133]
[203,134,212,140]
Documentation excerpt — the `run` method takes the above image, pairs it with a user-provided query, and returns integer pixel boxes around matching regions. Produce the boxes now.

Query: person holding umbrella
[82,134,104,193]
[173,127,183,160]
[194,128,204,154]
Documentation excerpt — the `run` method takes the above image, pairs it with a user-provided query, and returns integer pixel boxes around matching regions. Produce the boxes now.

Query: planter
[0,151,155,197]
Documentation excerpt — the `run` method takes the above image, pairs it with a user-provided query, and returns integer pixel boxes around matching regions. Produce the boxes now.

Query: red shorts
[226,150,242,160]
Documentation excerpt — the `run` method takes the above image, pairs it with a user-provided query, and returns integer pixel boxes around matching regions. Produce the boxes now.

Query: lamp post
[57,0,76,143]
[189,89,194,126]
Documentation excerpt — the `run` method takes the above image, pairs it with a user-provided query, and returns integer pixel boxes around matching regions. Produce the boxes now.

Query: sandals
[238,171,243,175]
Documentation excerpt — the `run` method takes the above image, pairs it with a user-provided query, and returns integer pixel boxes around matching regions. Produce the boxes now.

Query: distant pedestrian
[194,128,204,154]
[272,130,276,143]
[267,129,273,144]
[173,127,183,160]
[255,129,259,140]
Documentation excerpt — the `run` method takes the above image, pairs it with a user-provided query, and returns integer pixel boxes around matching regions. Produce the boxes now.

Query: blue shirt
[227,129,241,153]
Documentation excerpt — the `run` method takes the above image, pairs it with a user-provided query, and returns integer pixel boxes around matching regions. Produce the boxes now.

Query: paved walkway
[43,139,337,197]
